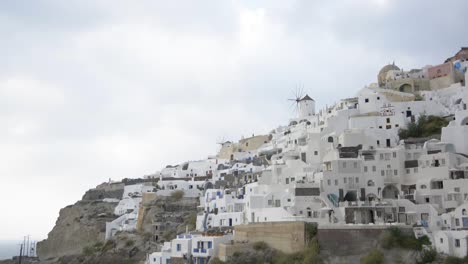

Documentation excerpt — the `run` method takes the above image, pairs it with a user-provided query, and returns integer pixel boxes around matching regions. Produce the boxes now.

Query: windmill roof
[300,94,314,101]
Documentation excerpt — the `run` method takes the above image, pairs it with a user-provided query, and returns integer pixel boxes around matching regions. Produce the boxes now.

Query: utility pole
[26,235,30,257]
[18,243,23,264]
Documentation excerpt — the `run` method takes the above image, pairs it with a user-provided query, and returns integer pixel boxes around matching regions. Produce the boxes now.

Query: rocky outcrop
[35,184,199,264]
[81,183,124,201]
[37,200,117,261]
[138,195,199,243]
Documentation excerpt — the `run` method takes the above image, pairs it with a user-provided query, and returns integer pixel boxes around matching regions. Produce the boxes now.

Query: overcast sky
[1,0,467,241]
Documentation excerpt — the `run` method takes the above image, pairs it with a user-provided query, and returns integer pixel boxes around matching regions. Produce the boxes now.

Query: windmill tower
[298,94,315,118]
[288,85,315,119]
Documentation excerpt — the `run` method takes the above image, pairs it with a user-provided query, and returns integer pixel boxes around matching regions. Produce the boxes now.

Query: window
[372,166,376,172]
[208,241,213,249]
[365,98,369,103]
[440,238,443,243]
[462,209,467,215]
[381,170,385,176]
[367,180,375,186]
[177,244,181,252]
[353,162,358,168]
[377,96,380,100]
[455,187,460,192]
[314,151,318,155]
[342,162,347,168]
[406,169,410,174]
[327,179,331,186]
[386,118,390,123]
[455,239,460,248]
[456,219,460,226]
[394,170,398,176]
[364,166,368,172]
[420,185,427,189]
[334,179,338,186]
[393,152,396,158]
[344,178,347,184]
[380,154,384,160]
[275,200,281,207]
[377,140,380,146]
[355,177,359,183]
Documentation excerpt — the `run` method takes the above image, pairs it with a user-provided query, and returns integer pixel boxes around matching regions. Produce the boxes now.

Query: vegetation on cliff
[398,115,449,139]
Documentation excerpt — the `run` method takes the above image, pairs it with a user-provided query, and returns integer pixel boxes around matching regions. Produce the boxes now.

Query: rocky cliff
[34,183,198,264]
[36,200,117,261]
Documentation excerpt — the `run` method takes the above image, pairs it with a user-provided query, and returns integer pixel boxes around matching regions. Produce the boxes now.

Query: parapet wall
[234,221,306,253]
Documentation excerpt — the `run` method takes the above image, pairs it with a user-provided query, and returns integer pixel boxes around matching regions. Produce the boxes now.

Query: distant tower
[298,95,315,118]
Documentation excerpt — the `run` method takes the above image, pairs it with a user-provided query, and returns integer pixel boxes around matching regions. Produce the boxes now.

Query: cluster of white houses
[104,49,468,262]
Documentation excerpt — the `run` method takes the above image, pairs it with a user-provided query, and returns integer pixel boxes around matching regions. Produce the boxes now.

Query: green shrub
[416,248,438,264]
[303,238,320,264]
[184,213,197,230]
[170,190,185,201]
[305,223,318,242]
[163,230,176,241]
[381,227,429,251]
[82,245,96,256]
[211,257,225,264]
[102,239,116,252]
[253,241,269,251]
[444,256,468,264]
[361,249,384,264]
[399,114,449,139]
[125,240,135,247]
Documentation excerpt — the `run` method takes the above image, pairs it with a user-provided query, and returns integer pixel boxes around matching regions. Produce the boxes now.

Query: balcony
[384,176,399,184]
[345,183,358,189]
[192,248,213,256]
[443,200,459,209]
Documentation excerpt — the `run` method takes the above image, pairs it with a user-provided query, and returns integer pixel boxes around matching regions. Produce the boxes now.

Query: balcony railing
[384,176,398,184]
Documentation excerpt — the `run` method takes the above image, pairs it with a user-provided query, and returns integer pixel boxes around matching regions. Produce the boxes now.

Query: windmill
[216,135,229,146]
[288,84,306,117]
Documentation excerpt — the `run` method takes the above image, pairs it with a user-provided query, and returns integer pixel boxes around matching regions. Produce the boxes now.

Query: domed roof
[379,63,400,75]
[378,63,400,86]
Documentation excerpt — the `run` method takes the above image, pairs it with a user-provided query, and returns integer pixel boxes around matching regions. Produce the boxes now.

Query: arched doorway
[367,193,377,202]
[382,185,399,199]
[399,83,413,93]
[344,191,357,202]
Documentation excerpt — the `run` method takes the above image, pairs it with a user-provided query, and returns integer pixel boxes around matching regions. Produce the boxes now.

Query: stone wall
[234,221,306,254]
[317,225,413,256]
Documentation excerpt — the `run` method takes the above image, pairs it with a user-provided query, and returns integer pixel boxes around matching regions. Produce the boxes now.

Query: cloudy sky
[1,0,467,241]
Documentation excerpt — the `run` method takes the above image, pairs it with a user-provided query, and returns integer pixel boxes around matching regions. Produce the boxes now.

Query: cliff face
[36,200,117,260]
[35,184,199,264]
[138,195,199,242]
